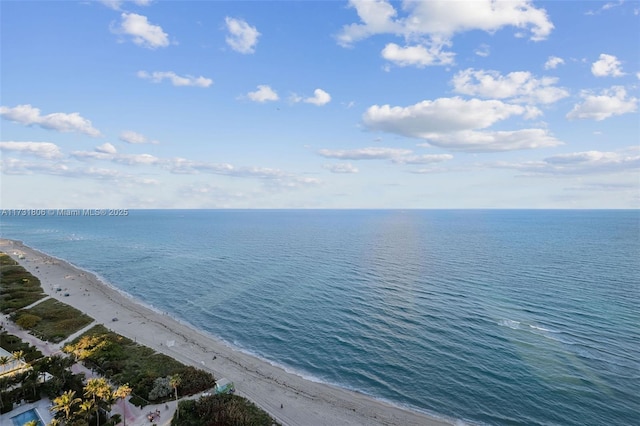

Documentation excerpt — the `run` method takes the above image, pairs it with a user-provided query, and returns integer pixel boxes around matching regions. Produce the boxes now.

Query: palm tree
[84,378,111,426]
[51,389,82,424]
[24,421,39,426]
[113,384,132,426]
[169,374,181,419]
[0,355,10,375]
[12,350,25,364]
[79,399,96,424]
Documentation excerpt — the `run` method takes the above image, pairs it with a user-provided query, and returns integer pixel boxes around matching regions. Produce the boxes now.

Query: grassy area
[11,298,93,343]
[64,324,215,406]
[0,252,46,314]
[174,394,280,426]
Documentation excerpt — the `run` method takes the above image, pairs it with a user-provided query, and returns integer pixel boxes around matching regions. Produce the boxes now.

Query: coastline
[0,238,453,426]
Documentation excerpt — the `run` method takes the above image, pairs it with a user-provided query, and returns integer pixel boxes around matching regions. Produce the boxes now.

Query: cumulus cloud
[363,97,529,136]
[416,129,562,152]
[318,147,412,160]
[451,69,569,104]
[337,0,553,46]
[303,89,331,106]
[337,1,552,69]
[544,56,565,69]
[0,141,63,159]
[246,85,279,103]
[95,142,118,154]
[323,163,359,174]
[362,97,560,152]
[225,17,260,54]
[113,13,169,49]
[119,130,159,144]
[381,42,454,67]
[0,104,102,137]
[591,54,625,77]
[137,71,212,87]
[566,86,637,121]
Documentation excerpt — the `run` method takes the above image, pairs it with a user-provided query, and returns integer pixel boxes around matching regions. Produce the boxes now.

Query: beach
[1,238,451,426]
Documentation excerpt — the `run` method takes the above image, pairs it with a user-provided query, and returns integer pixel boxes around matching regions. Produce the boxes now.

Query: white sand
[1,239,453,426]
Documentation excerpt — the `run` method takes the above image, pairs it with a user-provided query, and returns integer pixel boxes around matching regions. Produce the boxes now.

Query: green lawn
[12,298,93,343]
[0,252,46,314]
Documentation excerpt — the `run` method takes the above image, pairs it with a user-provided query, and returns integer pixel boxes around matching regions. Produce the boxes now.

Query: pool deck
[0,398,53,425]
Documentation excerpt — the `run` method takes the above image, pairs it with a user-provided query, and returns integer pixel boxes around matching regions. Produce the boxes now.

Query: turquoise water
[1,210,639,425]
[11,408,43,426]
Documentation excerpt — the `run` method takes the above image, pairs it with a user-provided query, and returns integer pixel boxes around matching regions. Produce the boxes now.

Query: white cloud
[100,0,152,10]
[451,68,569,104]
[495,149,640,175]
[323,163,359,173]
[0,141,63,159]
[591,54,625,77]
[0,104,102,137]
[114,13,169,49]
[137,71,212,87]
[225,17,260,54]
[337,0,554,46]
[318,147,412,160]
[381,42,455,67]
[566,86,637,121]
[363,98,561,152]
[586,1,624,15]
[302,89,331,106]
[416,129,562,152]
[391,154,453,164]
[363,97,529,136]
[474,43,490,57]
[246,85,279,103]
[71,144,160,166]
[119,130,159,144]
[544,56,565,69]
[1,158,71,176]
[96,142,118,154]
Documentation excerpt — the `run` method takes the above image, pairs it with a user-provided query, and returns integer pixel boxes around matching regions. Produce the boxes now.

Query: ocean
[1,210,638,425]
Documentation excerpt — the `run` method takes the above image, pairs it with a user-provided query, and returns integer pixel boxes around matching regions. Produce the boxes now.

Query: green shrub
[15,313,42,329]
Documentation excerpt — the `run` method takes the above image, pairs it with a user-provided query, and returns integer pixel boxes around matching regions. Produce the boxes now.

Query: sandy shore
[1,238,453,426]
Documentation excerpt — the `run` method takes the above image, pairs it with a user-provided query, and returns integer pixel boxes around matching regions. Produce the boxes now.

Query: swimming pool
[10,408,44,426]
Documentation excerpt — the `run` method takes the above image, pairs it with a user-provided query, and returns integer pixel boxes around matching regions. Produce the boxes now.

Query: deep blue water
[1,210,639,425]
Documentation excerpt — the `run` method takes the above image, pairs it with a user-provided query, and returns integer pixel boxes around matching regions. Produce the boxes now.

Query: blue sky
[1,0,639,209]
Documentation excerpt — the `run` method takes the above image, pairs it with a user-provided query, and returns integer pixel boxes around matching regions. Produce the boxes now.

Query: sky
[1,0,639,209]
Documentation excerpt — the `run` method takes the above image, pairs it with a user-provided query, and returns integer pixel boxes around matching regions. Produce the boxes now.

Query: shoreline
[0,238,454,426]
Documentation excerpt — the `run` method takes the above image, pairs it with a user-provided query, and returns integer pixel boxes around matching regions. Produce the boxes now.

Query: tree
[84,378,111,426]
[51,389,82,424]
[0,356,9,375]
[169,374,181,419]
[12,350,25,364]
[79,399,96,424]
[113,384,132,426]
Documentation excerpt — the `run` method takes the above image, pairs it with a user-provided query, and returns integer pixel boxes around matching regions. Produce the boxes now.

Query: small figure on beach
[280,404,283,409]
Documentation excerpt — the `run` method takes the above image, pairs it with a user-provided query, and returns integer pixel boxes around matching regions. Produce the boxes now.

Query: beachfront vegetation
[1,331,44,363]
[11,298,93,343]
[64,325,215,406]
[0,252,46,313]
[48,378,131,426]
[173,394,280,426]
